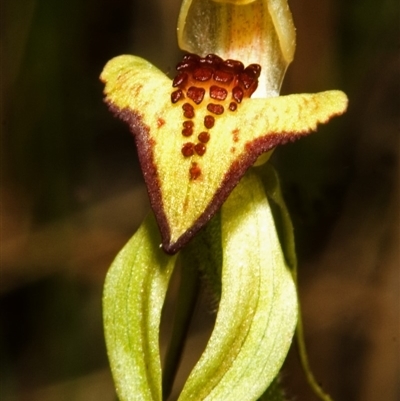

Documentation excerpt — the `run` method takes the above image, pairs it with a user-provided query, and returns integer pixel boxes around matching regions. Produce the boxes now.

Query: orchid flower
[101,1,347,400]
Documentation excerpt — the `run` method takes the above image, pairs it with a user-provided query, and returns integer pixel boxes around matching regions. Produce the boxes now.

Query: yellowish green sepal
[177,170,297,400]
[103,214,177,401]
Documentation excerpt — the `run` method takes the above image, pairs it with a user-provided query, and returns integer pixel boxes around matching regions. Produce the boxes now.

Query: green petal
[177,0,296,97]
[103,213,177,401]
[177,170,297,400]
[101,55,347,254]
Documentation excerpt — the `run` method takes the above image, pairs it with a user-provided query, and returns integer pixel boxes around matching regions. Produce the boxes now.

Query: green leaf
[177,170,298,400]
[103,214,177,401]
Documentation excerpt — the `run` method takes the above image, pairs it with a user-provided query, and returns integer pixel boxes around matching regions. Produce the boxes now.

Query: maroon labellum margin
[107,101,306,254]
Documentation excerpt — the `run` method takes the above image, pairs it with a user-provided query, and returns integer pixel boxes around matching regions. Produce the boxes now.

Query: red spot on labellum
[213,70,234,84]
[210,85,228,100]
[189,162,202,180]
[223,59,244,73]
[183,53,201,63]
[193,67,213,81]
[182,127,193,137]
[201,54,223,66]
[171,89,183,103]
[176,54,200,71]
[229,102,237,111]
[198,131,210,143]
[204,115,215,129]
[232,128,240,142]
[173,72,188,87]
[245,64,262,78]
[239,73,255,90]
[183,121,194,128]
[187,86,205,104]
[182,120,194,136]
[182,103,195,118]
[207,103,224,115]
[232,86,244,103]
[194,143,206,156]
[182,142,195,157]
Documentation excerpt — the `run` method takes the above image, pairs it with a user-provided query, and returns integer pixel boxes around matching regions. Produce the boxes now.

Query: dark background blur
[1,0,399,400]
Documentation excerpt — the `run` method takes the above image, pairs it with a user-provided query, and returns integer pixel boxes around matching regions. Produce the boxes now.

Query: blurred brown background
[1,0,399,400]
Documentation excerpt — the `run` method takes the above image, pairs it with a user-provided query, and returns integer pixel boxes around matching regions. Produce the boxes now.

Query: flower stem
[295,309,333,401]
[162,252,201,400]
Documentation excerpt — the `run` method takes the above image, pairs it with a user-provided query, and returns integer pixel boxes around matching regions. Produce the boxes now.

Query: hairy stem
[162,254,201,400]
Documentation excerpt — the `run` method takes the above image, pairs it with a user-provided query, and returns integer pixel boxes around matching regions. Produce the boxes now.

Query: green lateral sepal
[177,170,298,400]
[103,214,177,401]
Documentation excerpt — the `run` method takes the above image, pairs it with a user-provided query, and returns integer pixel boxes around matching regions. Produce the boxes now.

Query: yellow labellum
[101,55,347,254]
